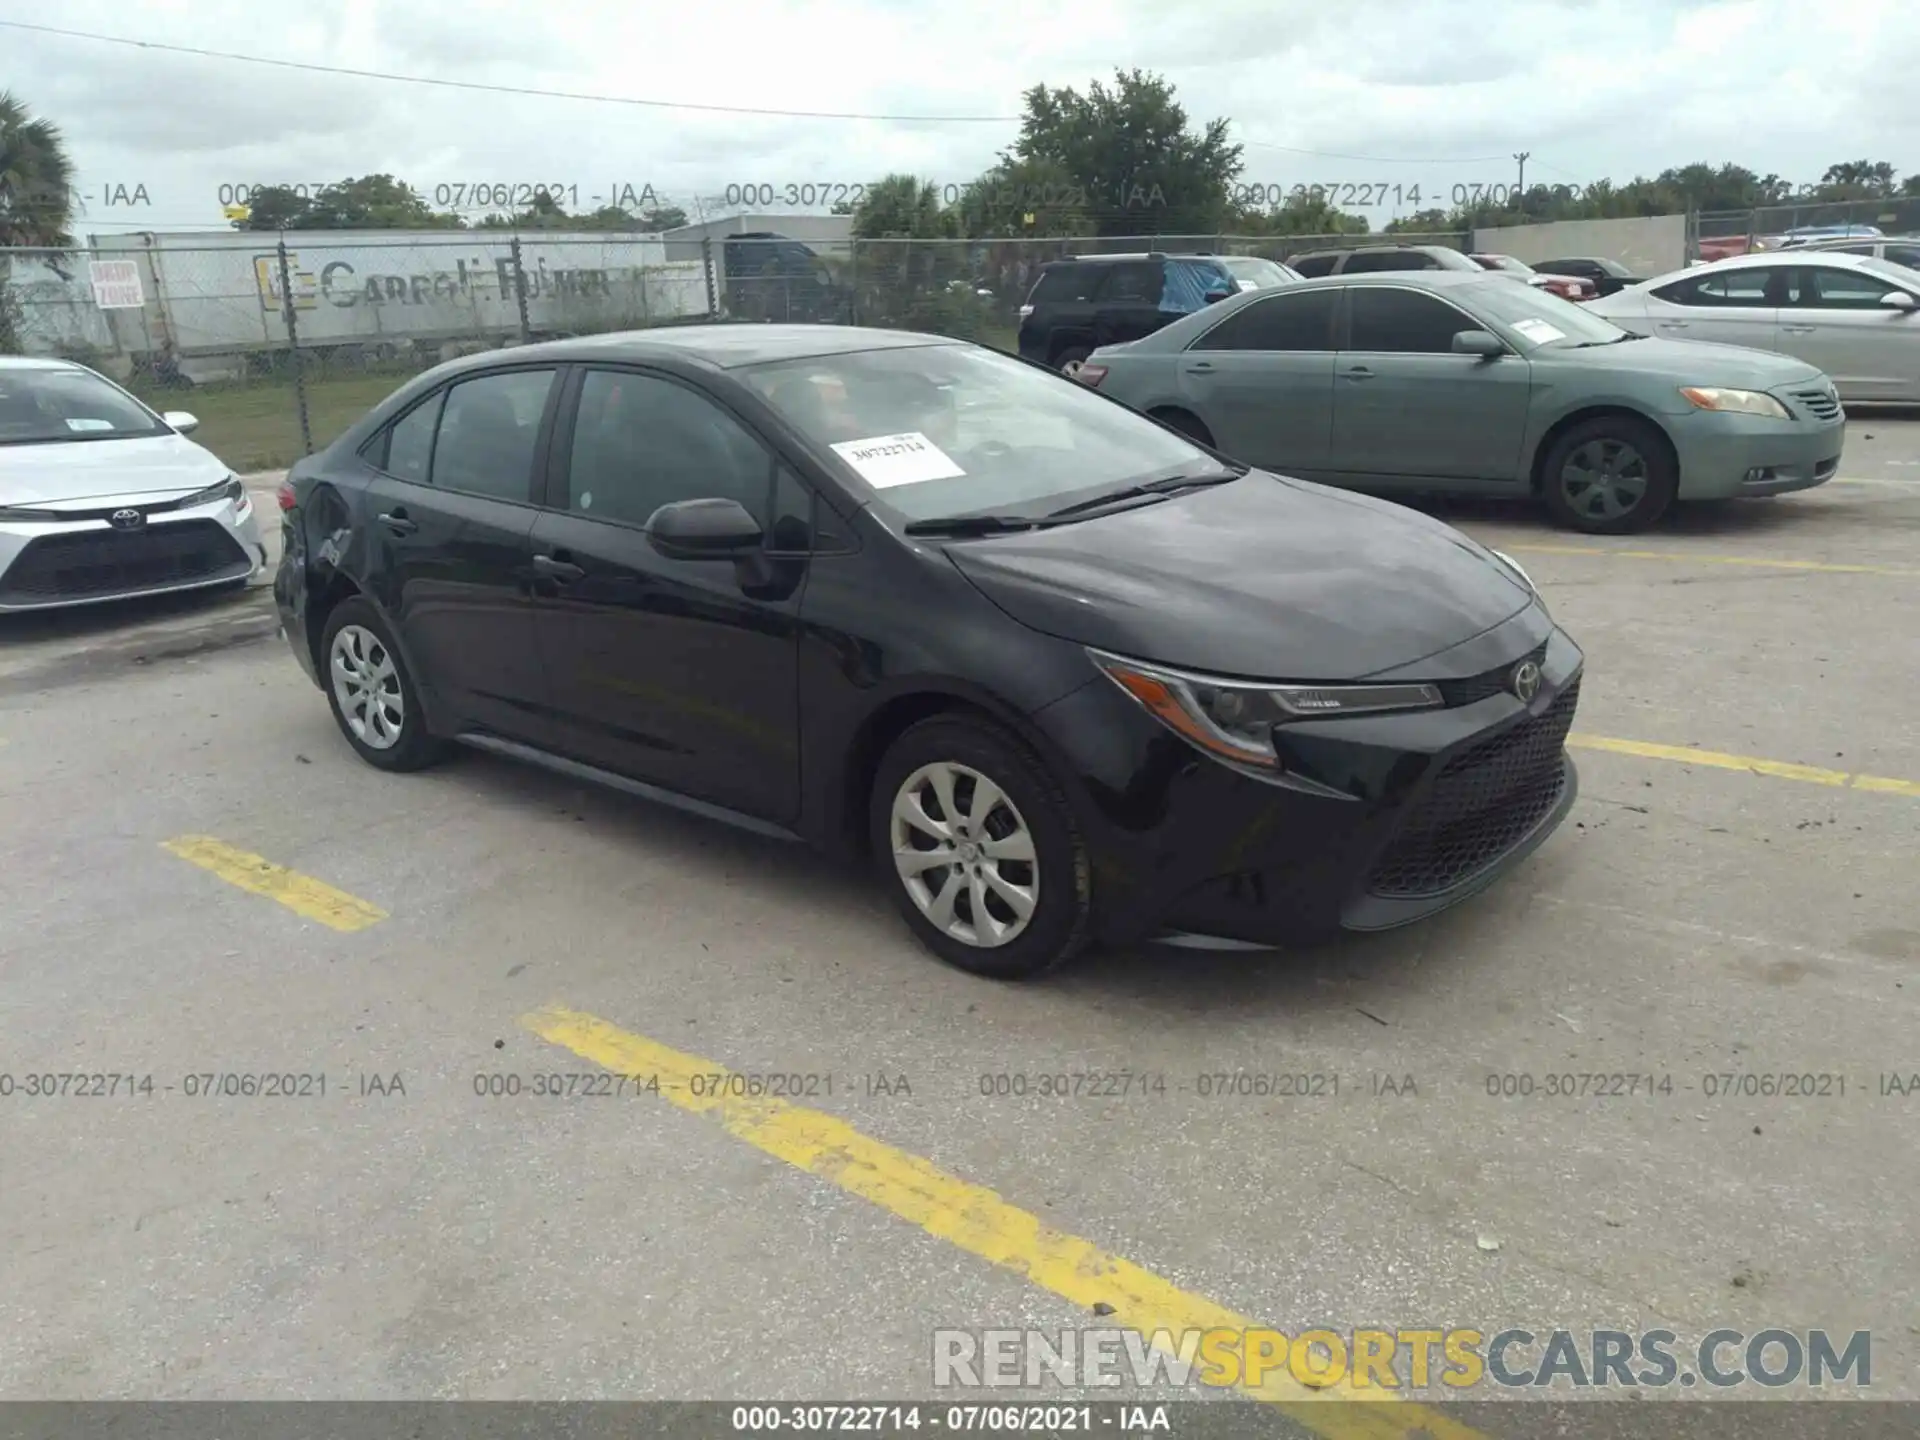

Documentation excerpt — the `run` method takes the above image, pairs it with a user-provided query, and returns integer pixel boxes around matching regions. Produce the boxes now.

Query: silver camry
[1585,250,1920,402]
[0,357,265,612]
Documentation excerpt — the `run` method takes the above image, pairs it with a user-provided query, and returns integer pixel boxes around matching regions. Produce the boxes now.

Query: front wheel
[1539,417,1678,534]
[870,715,1092,980]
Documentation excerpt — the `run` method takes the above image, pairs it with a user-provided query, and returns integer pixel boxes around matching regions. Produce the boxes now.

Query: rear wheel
[1539,417,1677,534]
[870,715,1091,980]
[320,597,449,772]
[1051,344,1091,375]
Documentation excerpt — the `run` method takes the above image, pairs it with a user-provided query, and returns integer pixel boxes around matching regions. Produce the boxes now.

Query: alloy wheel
[329,624,405,750]
[1559,438,1649,522]
[889,761,1039,949]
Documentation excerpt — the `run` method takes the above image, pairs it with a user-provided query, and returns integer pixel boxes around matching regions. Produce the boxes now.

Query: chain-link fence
[1693,196,1920,260]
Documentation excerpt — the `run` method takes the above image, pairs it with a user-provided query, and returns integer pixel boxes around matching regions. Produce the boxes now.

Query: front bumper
[1033,605,1584,949]
[1668,401,1845,501]
[0,496,264,613]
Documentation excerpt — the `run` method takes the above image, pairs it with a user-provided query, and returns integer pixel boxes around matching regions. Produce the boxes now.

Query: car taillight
[1075,364,1108,387]
[276,479,297,512]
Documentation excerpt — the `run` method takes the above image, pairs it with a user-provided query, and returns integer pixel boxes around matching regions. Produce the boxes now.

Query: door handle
[532,553,585,583]
[1658,320,1689,330]
[1340,365,1374,380]
[377,510,418,537]
[1781,324,1817,334]
[1184,361,1216,374]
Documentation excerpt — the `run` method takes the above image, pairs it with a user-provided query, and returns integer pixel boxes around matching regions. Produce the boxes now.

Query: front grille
[1436,641,1548,708]
[0,520,250,605]
[1789,386,1841,421]
[1366,678,1580,898]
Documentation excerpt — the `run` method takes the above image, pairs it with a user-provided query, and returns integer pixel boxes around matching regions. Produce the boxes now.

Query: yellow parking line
[1568,735,1920,798]
[522,1004,1486,1439]
[161,835,388,931]
[1503,544,1920,577]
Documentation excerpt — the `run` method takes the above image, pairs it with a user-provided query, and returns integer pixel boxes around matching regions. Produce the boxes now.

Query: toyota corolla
[275,326,1582,978]
[0,357,264,612]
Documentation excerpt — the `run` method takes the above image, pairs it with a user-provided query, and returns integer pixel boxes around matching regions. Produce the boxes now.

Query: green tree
[1815,159,1898,199]
[1236,191,1370,239]
[849,173,957,239]
[240,174,461,230]
[953,155,1095,239]
[637,203,688,230]
[0,90,75,246]
[231,184,313,231]
[1383,207,1455,235]
[1000,69,1241,237]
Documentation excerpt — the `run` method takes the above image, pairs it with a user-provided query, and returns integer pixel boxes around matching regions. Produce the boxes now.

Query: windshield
[1464,279,1631,348]
[1862,255,1920,290]
[0,366,167,445]
[1220,256,1295,289]
[738,343,1213,521]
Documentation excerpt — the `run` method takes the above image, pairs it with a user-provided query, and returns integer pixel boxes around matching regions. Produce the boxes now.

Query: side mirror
[645,497,764,559]
[1879,291,1918,312]
[162,410,200,434]
[1452,330,1505,357]
[1204,288,1234,305]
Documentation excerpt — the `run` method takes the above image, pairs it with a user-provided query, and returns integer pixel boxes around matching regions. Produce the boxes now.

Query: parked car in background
[0,357,265,612]
[1286,245,1482,278]
[723,232,849,324]
[275,324,1584,976]
[1786,234,1920,270]
[1080,272,1844,534]
[1769,224,1884,249]
[1017,252,1242,372]
[1217,254,1303,291]
[1532,257,1642,298]
[1695,235,1758,262]
[1469,253,1597,301]
[1585,250,1920,402]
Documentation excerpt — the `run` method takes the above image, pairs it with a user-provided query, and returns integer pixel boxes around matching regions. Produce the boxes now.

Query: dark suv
[1017,253,1242,370]
[1286,245,1481,278]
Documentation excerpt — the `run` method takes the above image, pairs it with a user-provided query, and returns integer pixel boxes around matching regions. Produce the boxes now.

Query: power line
[1238,137,1511,165]
[0,19,1022,123]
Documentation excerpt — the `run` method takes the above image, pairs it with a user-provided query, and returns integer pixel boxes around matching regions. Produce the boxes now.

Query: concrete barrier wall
[1471,215,1687,278]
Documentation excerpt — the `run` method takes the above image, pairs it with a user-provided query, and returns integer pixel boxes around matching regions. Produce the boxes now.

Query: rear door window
[1652,268,1780,306]
[1342,251,1432,273]
[1289,254,1340,278]
[429,369,557,503]
[1027,265,1101,305]
[1193,289,1338,351]
[1096,262,1165,304]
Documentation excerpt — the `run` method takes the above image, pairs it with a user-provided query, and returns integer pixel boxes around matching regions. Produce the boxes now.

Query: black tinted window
[1884,244,1920,270]
[1653,269,1775,306]
[564,370,771,529]
[1029,265,1099,304]
[381,393,440,482]
[1347,288,1478,353]
[1097,262,1163,303]
[1343,251,1432,273]
[1792,266,1902,308]
[1289,254,1339,277]
[1193,290,1337,351]
[430,370,554,501]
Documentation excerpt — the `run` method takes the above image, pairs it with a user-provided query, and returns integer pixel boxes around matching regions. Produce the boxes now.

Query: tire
[319,596,449,773]
[869,714,1092,980]
[1151,408,1214,446]
[1539,416,1678,535]
[1051,344,1091,374]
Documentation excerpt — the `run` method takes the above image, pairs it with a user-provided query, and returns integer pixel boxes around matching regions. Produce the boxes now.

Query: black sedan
[274,325,1583,978]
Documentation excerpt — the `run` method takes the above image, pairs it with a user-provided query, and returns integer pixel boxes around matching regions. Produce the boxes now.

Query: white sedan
[0,357,265,612]
[1585,251,1920,402]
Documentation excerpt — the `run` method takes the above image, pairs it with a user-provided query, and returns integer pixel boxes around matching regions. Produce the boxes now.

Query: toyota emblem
[1511,660,1542,703]
[109,508,145,531]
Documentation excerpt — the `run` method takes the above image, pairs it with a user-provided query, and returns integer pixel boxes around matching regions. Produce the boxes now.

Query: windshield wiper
[902,513,1044,538]
[1043,464,1248,520]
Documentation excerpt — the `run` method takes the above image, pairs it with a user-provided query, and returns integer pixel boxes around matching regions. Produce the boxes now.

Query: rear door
[1641,265,1785,350]
[361,366,559,742]
[1778,264,1920,401]
[1091,261,1168,347]
[1018,264,1100,364]
[1328,286,1532,485]
[1178,288,1338,470]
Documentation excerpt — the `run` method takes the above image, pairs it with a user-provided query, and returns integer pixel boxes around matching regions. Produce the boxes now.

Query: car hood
[1550,334,1826,388]
[942,474,1533,680]
[0,432,227,506]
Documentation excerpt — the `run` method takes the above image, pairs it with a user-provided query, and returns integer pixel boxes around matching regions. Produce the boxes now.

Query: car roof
[1044,252,1223,264]
[1687,250,1883,271]
[1282,270,1494,290]
[0,355,85,372]
[469,323,964,371]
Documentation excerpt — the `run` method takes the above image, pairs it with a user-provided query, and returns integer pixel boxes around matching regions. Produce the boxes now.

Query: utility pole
[1514,151,1531,199]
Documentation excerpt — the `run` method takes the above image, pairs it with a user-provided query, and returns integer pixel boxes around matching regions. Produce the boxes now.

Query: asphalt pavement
[2,423,1917,1436]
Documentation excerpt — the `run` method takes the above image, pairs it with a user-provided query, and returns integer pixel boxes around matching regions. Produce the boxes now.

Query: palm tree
[0,90,75,247]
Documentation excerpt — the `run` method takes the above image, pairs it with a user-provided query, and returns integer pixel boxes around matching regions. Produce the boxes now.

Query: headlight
[1489,548,1536,593]
[1090,650,1442,770]
[1679,386,1791,419]
[179,476,244,509]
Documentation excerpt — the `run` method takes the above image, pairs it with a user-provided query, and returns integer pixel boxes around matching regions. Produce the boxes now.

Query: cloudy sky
[5,0,1916,237]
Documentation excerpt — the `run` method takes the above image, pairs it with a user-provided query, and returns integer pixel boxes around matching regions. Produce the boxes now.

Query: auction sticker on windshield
[1511,318,1567,344]
[831,432,966,489]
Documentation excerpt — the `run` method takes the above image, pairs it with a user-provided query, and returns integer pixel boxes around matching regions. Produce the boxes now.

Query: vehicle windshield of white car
[0,369,167,445]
